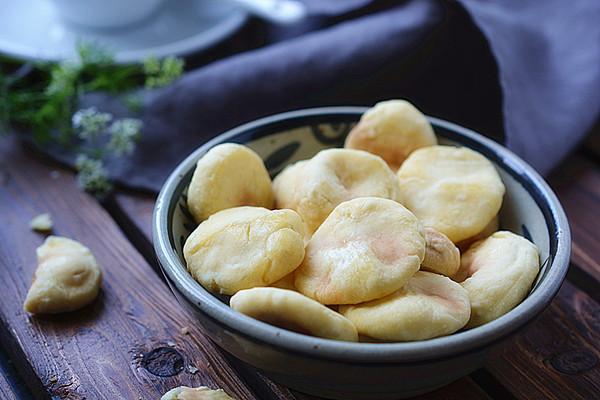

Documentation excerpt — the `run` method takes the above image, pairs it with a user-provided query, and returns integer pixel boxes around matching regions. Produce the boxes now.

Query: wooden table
[1,128,599,400]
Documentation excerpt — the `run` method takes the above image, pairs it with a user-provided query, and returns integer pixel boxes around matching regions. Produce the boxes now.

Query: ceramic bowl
[152,107,570,399]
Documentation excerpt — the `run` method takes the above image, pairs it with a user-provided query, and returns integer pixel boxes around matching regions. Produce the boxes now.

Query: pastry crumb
[29,213,53,232]
[181,326,189,335]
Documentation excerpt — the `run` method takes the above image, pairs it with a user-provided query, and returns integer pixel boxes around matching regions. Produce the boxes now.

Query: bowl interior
[155,106,569,361]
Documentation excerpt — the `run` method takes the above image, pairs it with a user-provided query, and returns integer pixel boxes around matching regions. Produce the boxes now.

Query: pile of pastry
[183,100,540,342]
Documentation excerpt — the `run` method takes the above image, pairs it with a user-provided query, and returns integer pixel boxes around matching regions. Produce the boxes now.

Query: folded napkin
[78,0,600,192]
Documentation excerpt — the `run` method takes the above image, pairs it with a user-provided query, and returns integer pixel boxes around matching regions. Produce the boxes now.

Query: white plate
[0,0,247,64]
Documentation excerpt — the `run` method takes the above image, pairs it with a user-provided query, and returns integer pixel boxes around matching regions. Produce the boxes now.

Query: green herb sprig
[0,42,184,199]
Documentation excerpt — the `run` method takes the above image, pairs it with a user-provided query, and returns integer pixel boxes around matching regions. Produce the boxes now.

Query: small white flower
[72,107,113,140]
[107,118,143,155]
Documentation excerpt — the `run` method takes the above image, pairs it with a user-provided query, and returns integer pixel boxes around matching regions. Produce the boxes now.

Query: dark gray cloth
[79,0,600,192]
[459,0,600,176]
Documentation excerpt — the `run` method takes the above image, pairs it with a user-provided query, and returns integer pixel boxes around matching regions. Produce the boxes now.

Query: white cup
[50,0,167,29]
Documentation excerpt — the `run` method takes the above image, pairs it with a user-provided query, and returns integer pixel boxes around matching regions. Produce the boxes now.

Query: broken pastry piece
[161,386,235,400]
[24,236,102,314]
[344,99,438,171]
[421,227,461,277]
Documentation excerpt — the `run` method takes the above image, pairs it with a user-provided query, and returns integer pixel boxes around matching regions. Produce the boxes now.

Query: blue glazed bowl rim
[153,106,571,363]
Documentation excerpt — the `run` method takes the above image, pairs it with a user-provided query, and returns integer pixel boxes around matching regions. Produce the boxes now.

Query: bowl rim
[153,106,571,363]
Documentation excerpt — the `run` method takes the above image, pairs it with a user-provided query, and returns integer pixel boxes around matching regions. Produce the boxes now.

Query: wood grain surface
[489,281,600,399]
[3,133,600,399]
[0,370,18,400]
[550,155,600,281]
[0,138,259,399]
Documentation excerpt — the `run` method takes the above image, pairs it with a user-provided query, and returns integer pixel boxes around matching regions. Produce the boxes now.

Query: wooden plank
[582,117,600,158]
[0,372,19,400]
[0,137,261,399]
[111,192,155,240]
[549,154,600,281]
[0,339,30,400]
[486,281,600,400]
